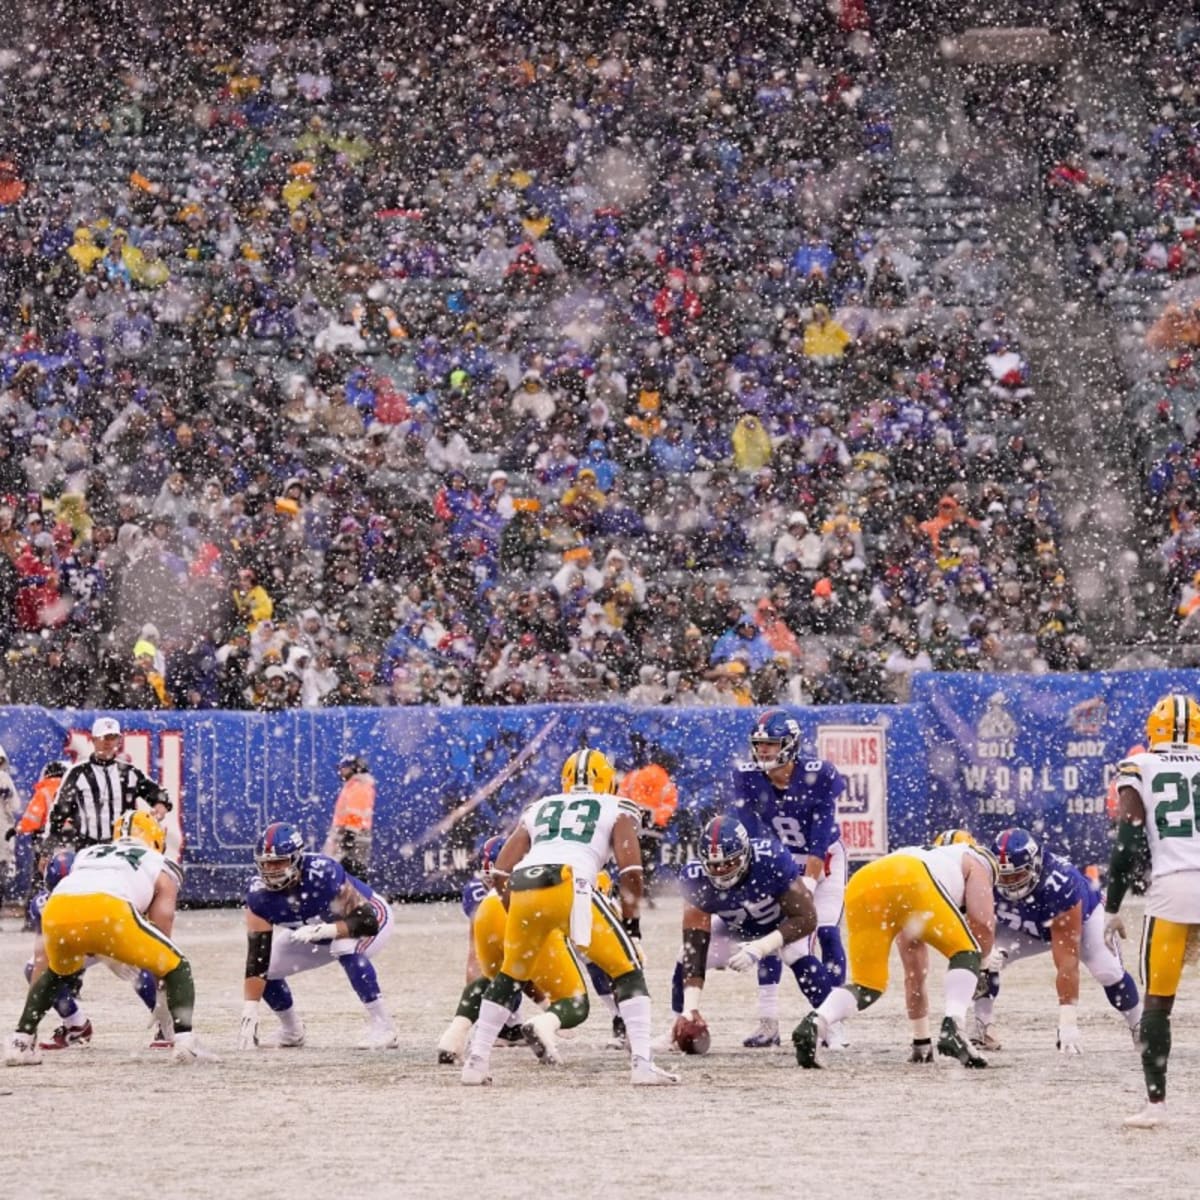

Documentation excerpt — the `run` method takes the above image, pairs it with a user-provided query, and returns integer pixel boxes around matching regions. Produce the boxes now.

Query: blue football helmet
[43,848,75,892]
[254,822,305,891]
[478,834,506,889]
[749,709,802,771]
[993,828,1043,901]
[699,816,752,891]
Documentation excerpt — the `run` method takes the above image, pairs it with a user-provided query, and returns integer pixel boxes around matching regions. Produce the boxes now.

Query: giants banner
[817,723,889,860]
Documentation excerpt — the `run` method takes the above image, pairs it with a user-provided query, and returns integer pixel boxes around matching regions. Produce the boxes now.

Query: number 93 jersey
[517,790,642,886]
[1117,747,1200,879]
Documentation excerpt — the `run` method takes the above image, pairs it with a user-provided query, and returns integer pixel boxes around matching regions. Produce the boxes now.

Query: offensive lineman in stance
[462,748,678,1085]
[5,811,201,1065]
[794,837,997,1069]
[1105,693,1200,1128]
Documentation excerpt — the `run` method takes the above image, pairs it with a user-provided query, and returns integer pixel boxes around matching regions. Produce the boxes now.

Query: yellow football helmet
[1145,694,1200,750]
[114,810,166,854]
[562,748,617,795]
[932,828,976,847]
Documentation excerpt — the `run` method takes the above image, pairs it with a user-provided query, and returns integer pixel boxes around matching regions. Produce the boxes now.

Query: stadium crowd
[0,1,1087,711]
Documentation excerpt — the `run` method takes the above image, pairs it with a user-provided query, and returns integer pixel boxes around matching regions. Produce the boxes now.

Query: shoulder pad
[1116,760,1141,779]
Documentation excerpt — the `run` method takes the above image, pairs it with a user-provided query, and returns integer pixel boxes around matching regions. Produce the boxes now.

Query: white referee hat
[91,717,121,738]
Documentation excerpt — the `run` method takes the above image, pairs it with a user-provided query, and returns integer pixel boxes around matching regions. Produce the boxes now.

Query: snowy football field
[1,896,1197,1200]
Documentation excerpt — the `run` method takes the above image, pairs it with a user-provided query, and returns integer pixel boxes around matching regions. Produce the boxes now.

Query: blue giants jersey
[27,888,48,934]
[994,850,1101,943]
[731,757,844,860]
[461,877,489,920]
[246,853,372,927]
[679,836,800,940]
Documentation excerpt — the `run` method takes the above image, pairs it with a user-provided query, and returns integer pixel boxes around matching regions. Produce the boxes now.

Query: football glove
[237,1000,259,1050]
[1057,1005,1083,1056]
[292,922,338,944]
[1103,912,1126,955]
[728,929,784,972]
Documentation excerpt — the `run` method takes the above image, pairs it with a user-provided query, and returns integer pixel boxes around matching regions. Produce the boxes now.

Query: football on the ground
[675,1015,711,1055]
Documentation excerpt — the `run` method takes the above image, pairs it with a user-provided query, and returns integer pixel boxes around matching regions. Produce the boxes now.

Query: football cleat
[148,1026,174,1050]
[4,1033,42,1067]
[743,1018,781,1048]
[1123,1102,1168,1129]
[39,1019,93,1050]
[909,1038,934,1063]
[461,1053,492,1085]
[260,1023,306,1049]
[938,1017,987,1068]
[171,1032,216,1064]
[821,1020,851,1050]
[497,1022,526,1045]
[437,1015,472,1064]
[521,1013,562,1065]
[357,1021,399,1051]
[792,1012,825,1069]
[630,1056,679,1085]
[971,1019,1003,1051]
[605,1015,628,1050]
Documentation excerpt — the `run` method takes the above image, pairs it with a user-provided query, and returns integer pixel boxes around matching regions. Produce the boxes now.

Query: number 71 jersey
[517,790,642,886]
[1117,747,1200,877]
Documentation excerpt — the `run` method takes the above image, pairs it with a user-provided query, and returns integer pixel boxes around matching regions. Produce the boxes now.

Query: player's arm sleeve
[681,903,712,982]
[822,761,847,801]
[246,929,273,978]
[332,879,380,937]
[778,877,819,943]
[1106,816,1150,913]
[806,796,841,858]
[136,769,171,810]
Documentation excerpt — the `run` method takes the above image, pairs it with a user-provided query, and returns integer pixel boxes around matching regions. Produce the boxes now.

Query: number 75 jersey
[1116,747,1200,877]
[517,790,643,886]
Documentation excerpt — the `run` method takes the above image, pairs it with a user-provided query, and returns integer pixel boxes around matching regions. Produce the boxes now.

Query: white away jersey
[896,842,997,907]
[53,840,174,912]
[1116,747,1200,878]
[517,789,641,885]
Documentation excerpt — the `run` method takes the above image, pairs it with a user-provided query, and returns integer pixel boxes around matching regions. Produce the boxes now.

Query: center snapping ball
[675,1015,711,1056]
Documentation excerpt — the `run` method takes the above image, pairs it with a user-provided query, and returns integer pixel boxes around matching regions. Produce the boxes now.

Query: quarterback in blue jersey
[658,817,817,1050]
[23,848,160,1051]
[237,822,397,1051]
[972,828,1142,1053]
[730,709,848,1046]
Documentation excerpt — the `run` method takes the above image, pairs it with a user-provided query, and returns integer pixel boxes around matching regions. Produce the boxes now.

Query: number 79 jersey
[1117,747,1200,878]
[517,790,642,886]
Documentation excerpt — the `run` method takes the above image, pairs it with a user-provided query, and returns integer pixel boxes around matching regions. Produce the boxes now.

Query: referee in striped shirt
[48,717,171,848]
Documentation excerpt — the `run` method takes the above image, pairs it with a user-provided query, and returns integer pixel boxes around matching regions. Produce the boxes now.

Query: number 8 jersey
[517,789,642,885]
[1117,746,1200,880]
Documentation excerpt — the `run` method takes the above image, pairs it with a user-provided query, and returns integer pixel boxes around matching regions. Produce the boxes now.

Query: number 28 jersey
[51,841,175,912]
[1116,747,1200,878]
[517,789,641,886]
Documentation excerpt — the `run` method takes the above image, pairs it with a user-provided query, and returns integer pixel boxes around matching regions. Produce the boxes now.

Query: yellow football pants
[500,865,640,984]
[845,853,978,994]
[42,892,183,977]
[474,891,587,1003]
[1140,916,1194,997]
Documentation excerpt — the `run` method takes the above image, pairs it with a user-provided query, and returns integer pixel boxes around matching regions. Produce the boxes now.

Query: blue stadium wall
[3,669,1196,902]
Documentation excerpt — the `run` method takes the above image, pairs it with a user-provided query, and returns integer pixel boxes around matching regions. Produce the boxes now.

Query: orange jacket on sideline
[619,764,678,829]
[332,774,375,831]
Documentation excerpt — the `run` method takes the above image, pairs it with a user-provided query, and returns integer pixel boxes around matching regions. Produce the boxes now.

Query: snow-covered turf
[1,896,1196,1200]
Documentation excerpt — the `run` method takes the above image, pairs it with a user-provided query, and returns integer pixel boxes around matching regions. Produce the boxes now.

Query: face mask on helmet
[993,828,1042,901]
[700,817,752,891]
[750,709,801,772]
[478,834,506,889]
[254,822,305,890]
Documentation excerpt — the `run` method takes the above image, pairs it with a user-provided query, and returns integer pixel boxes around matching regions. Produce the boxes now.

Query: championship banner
[912,669,1200,867]
[817,723,889,861]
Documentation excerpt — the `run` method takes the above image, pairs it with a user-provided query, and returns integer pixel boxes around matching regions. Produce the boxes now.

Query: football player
[438,835,619,1064]
[730,709,848,1047]
[793,836,997,1069]
[971,827,1141,1053]
[238,822,397,1051]
[1104,693,1200,1128]
[657,817,817,1049]
[461,748,678,1085]
[5,811,203,1065]
[22,847,161,1051]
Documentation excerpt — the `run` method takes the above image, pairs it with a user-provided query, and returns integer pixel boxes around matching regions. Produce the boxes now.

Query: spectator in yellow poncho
[732,413,773,471]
